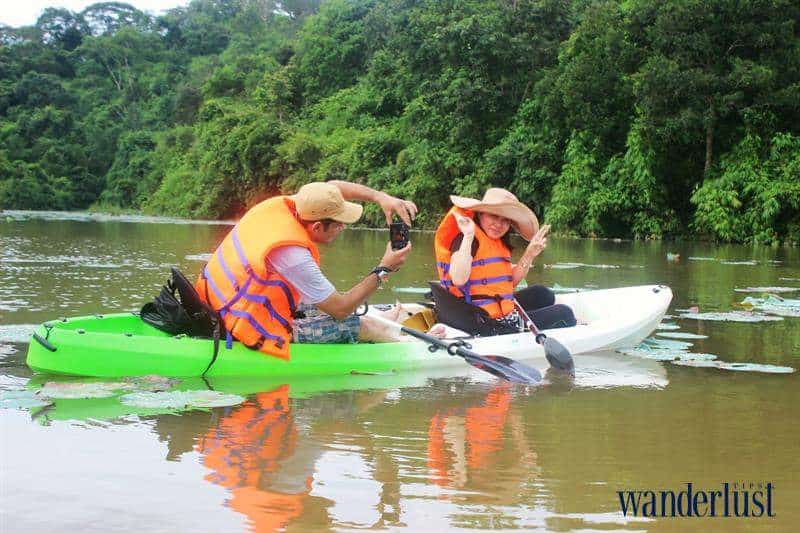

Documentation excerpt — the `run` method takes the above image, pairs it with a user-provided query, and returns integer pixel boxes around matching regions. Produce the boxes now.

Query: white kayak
[378,284,673,365]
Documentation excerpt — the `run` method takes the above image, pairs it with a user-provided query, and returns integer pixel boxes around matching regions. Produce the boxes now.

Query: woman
[433,188,575,335]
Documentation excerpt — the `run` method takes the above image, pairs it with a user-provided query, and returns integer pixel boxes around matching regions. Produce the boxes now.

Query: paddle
[513,299,574,375]
[368,313,542,384]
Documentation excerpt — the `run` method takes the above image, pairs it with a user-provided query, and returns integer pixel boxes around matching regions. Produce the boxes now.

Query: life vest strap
[227,309,285,347]
[437,256,509,276]
[471,293,515,307]
[242,293,293,333]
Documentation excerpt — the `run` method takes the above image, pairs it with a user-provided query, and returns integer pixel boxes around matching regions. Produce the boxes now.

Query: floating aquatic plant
[672,360,794,373]
[38,381,129,399]
[680,311,783,323]
[734,286,800,293]
[641,337,694,350]
[546,262,620,270]
[740,296,800,317]
[656,332,709,340]
[720,260,757,266]
[120,390,245,409]
[656,322,681,330]
[35,376,180,399]
[0,390,53,409]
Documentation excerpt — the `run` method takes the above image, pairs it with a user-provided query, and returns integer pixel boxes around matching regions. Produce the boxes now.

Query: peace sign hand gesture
[526,224,550,257]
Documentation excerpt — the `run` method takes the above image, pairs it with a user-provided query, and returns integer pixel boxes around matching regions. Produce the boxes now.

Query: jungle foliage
[1,0,799,243]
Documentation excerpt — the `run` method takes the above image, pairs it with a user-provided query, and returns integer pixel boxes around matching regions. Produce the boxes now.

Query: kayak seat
[428,282,518,337]
[141,268,221,339]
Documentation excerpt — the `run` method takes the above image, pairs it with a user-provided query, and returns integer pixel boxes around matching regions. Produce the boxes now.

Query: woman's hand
[454,212,475,237]
[377,193,418,226]
[526,224,550,257]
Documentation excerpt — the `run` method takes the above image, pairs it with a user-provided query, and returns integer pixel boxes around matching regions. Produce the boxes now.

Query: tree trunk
[704,111,714,175]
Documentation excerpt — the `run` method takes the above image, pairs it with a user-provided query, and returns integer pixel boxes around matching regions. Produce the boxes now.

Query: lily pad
[39,381,129,399]
[720,260,757,266]
[734,286,800,293]
[546,262,620,270]
[656,322,680,330]
[656,332,709,340]
[119,390,245,409]
[680,311,783,323]
[740,296,800,317]
[619,347,716,362]
[672,360,795,374]
[0,390,52,409]
[641,337,694,350]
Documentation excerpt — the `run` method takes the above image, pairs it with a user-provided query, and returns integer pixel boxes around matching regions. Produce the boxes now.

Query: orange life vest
[434,206,515,318]
[196,196,320,359]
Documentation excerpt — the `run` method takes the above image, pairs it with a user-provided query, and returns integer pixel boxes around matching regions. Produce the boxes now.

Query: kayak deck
[26,285,672,378]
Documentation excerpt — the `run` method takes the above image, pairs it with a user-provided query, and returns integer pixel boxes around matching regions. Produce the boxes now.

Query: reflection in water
[197,386,314,531]
[3,212,800,531]
[428,384,536,490]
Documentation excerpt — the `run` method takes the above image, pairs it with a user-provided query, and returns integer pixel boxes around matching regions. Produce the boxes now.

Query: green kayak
[26,313,429,378]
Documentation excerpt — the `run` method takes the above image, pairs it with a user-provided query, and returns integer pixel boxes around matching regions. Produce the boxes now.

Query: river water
[1,211,798,531]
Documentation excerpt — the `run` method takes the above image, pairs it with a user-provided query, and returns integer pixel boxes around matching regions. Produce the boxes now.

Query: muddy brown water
[1,211,798,531]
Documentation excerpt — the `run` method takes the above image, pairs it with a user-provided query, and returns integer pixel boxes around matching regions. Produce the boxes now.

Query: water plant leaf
[734,286,800,293]
[672,360,794,373]
[38,381,129,399]
[656,332,709,339]
[680,311,783,323]
[720,260,757,265]
[0,390,53,409]
[119,390,245,409]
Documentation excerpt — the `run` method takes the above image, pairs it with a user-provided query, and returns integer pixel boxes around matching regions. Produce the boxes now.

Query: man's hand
[378,193,418,226]
[454,212,475,237]
[526,224,550,257]
[378,241,412,272]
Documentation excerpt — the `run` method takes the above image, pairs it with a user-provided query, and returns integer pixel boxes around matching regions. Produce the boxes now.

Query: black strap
[199,268,225,377]
[200,320,222,377]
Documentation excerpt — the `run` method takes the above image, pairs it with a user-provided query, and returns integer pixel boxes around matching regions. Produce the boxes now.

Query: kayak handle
[33,333,57,352]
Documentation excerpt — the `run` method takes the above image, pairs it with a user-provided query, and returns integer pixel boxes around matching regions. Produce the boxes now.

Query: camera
[389,221,410,250]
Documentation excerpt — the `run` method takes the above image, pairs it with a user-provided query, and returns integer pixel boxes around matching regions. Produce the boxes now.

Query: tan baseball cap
[291,182,363,224]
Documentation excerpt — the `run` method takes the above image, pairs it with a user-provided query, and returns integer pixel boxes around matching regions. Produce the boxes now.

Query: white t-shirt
[266,246,335,305]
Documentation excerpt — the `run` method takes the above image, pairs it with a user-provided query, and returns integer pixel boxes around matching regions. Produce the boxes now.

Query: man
[197,180,416,359]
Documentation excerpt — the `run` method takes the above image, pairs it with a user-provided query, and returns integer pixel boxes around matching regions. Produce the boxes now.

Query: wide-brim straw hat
[450,188,539,240]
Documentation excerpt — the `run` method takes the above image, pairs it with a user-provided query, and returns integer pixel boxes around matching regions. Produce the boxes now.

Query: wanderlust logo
[617,482,775,518]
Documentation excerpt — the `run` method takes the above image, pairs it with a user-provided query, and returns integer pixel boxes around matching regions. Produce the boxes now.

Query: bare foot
[426,324,447,339]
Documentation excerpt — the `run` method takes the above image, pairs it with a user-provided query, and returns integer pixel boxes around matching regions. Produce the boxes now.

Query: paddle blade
[542,337,575,375]
[461,352,542,384]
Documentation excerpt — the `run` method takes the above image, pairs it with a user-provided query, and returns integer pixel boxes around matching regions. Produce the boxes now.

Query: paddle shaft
[513,299,547,343]
[367,312,541,384]
[513,298,575,373]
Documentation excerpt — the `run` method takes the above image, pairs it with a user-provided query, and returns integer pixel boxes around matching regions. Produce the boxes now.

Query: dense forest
[1,0,799,243]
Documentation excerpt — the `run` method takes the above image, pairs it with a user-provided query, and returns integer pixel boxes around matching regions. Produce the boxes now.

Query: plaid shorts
[292,304,361,344]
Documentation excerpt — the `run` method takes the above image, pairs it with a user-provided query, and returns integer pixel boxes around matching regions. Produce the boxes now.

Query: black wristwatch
[370,266,393,285]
